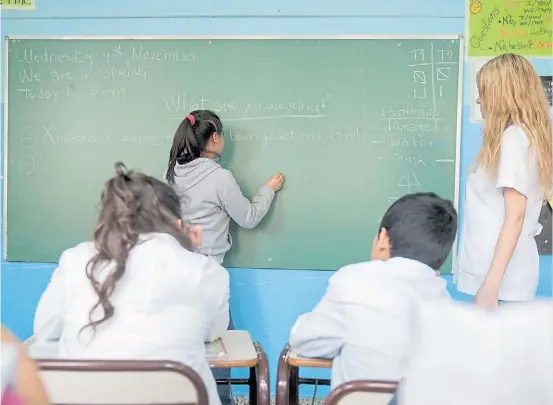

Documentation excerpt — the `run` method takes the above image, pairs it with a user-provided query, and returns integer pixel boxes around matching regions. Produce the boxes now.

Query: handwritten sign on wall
[467,0,552,58]
[0,0,35,9]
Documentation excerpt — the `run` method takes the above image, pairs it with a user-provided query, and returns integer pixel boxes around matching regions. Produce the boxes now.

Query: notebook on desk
[205,338,228,359]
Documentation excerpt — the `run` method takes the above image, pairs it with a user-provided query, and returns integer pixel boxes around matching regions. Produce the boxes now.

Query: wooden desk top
[27,330,260,369]
[287,350,333,368]
[208,330,258,368]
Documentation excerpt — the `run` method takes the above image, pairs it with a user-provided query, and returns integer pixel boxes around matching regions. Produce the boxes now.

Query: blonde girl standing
[456,53,552,308]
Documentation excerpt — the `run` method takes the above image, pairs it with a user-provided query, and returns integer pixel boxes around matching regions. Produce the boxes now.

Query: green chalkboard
[4,37,462,271]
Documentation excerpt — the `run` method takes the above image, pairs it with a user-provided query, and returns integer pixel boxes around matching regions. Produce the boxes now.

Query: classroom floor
[233,397,323,405]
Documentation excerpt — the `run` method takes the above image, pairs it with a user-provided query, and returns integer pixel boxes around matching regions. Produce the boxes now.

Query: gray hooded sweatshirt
[171,158,275,264]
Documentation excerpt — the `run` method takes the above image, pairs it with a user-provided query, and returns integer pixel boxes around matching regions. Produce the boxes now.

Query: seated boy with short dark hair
[289,192,458,388]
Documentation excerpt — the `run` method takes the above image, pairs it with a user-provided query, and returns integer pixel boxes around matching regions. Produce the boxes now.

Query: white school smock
[32,232,229,405]
[288,257,450,389]
[456,125,543,301]
[398,300,553,405]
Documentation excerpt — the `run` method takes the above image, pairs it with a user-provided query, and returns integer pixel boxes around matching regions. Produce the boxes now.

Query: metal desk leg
[289,365,299,405]
[253,342,270,405]
[276,346,291,405]
[248,365,258,405]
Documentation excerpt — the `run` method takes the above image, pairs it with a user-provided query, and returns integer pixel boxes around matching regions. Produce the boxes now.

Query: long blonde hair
[476,53,552,193]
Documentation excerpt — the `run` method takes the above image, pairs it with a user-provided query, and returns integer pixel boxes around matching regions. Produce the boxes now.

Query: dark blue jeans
[212,314,234,405]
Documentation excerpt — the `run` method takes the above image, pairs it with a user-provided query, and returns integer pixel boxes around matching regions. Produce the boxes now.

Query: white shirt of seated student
[398,300,553,405]
[32,233,229,405]
[289,257,450,388]
[456,125,543,301]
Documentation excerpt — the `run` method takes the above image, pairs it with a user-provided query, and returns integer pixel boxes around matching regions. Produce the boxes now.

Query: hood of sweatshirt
[173,158,222,192]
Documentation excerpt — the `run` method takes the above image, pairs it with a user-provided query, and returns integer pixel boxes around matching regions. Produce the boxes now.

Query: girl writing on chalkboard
[166,110,283,405]
[456,53,552,309]
[33,163,229,405]
[165,110,284,264]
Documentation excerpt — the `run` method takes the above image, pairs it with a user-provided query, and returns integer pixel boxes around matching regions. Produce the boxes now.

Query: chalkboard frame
[3,35,464,272]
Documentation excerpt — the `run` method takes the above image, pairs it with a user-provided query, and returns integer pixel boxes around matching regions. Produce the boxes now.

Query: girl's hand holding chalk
[266,173,285,192]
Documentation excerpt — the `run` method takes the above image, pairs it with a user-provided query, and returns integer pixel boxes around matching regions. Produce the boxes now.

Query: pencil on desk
[219,337,228,355]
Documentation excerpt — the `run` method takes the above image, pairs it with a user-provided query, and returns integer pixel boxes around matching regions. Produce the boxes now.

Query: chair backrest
[37,359,209,405]
[325,380,398,405]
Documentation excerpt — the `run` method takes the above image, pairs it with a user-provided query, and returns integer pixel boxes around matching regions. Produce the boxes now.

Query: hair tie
[185,114,195,126]
[114,162,130,180]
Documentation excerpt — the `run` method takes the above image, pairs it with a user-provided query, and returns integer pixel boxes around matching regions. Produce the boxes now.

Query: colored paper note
[466,0,552,58]
[0,0,35,9]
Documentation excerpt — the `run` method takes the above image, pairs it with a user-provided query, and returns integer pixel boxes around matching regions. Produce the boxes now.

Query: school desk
[208,330,270,405]
[276,345,332,405]
[26,330,270,405]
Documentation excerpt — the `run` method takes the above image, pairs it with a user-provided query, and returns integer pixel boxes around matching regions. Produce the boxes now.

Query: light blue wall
[1,0,552,397]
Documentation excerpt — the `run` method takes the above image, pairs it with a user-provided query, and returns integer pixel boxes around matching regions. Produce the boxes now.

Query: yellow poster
[466,0,552,58]
[0,0,35,9]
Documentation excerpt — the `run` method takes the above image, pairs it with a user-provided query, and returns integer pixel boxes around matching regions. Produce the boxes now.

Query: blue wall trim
[1,1,464,19]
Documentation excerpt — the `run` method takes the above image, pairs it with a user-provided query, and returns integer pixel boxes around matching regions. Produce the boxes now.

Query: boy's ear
[377,227,392,259]
[378,228,391,248]
[372,227,391,261]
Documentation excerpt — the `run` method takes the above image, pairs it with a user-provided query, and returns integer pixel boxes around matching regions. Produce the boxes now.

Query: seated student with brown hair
[32,163,229,405]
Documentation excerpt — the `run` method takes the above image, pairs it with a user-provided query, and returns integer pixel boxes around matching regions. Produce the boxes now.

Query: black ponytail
[166,110,224,184]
